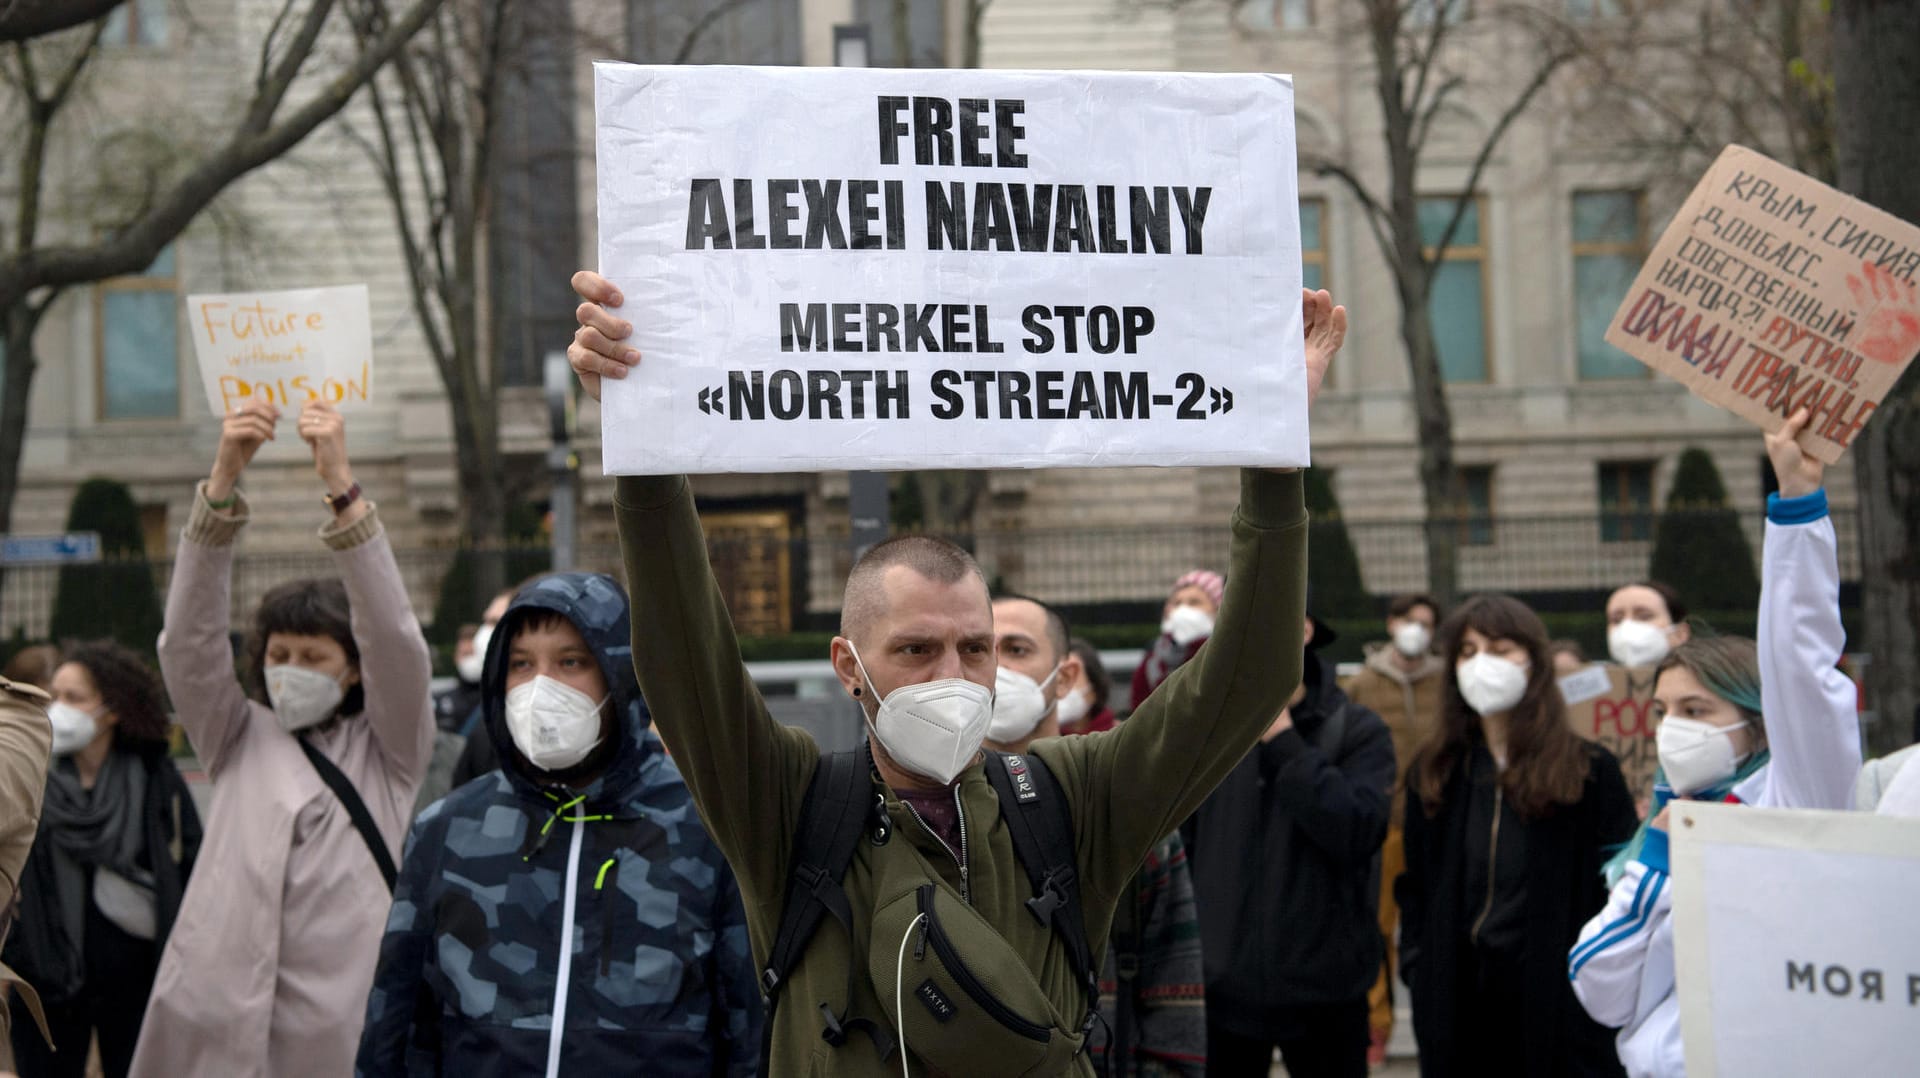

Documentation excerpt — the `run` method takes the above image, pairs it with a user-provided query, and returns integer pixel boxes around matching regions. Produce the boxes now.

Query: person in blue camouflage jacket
[355,572,761,1077]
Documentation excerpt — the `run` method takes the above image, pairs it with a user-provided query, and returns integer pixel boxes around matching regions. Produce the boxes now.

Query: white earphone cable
[896,912,927,1078]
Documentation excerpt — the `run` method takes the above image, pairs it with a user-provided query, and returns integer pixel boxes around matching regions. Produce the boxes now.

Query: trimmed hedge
[48,479,163,656]
[1649,448,1760,614]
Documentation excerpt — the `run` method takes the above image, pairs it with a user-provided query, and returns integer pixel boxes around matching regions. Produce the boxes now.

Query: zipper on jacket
[953,784,971,904]
[1470,786,1503,946]
[901,800,969,903]
[915,886,1049,1041]
[545,817,586,1078]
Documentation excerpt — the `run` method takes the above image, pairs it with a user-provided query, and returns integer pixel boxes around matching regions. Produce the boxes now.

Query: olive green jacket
[615,470,1306,1077]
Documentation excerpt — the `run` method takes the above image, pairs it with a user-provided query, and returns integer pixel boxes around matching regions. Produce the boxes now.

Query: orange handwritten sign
[1603,145,1920,463]
[186,285,374,415]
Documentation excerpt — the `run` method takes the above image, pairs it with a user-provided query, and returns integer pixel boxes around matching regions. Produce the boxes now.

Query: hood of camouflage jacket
[480,572,656,808]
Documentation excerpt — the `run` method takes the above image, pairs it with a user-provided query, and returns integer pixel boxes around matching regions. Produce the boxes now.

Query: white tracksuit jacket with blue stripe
[1567,488,1863,1078]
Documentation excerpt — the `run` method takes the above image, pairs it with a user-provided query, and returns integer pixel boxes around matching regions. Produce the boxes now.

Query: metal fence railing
[0,507,1858,643]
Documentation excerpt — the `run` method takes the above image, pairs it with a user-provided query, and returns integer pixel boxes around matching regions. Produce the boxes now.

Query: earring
[852,686,862,697]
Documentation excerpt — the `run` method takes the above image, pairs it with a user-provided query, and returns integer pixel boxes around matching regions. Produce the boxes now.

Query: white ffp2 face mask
[505,675,608,772]
[848,642,995,786]
[265,664,348,732]
[47,702,101,757]
[458,622,495,684]
[987,664,1060,744]
[1162,605,1215,647]
[1055,687,1092,729]
[1392,622,1433,658]
[1657,716,1750,795]
[1456,653,1529,717]
[1608,618,1674,669]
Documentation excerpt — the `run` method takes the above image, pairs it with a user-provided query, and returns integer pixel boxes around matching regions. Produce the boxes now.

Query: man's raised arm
[574,271,817,905]
[1033,289,1344,902]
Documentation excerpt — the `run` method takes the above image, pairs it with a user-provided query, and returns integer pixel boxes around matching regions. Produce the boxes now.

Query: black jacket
[1396,740,1636,1078]
[1183,651,1396,1037]
[3,747,201,1004]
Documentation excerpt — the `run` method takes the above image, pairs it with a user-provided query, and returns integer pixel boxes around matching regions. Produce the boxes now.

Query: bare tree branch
[1424,45,1571,265]
[0,0,124,43]
[1,0,448,297]
[672,0,758,65]
[256,0,300,96]
[243,0,338,133]
[1304,153,1397,269]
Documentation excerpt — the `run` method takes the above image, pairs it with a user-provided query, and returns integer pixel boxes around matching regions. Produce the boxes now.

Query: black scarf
[42,750,150,877]
[44,753,152,963]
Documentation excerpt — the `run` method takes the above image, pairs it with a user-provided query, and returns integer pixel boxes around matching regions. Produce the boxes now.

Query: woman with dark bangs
[130,399,433,1078]
[4,641,200,1078]
[1395,594,1637,1078]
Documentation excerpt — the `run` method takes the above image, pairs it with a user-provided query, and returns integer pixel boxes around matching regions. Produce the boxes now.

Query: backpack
[760,743,1098,1063]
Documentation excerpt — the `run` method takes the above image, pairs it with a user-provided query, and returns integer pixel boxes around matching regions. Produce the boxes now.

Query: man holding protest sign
[567,264,1342,1074]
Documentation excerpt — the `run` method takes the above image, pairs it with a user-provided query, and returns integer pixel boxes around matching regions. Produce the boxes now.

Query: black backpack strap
[760,742,896,1063]
[297,737,398,891]
[1108,868,1144,1075]
[983,752,1099,1025]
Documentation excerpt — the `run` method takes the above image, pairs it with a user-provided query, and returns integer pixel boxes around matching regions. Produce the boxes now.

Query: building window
[1407,0,1469,27]
[1458,465,1495,546]
[1573,190,1647,380]
[103,0,170,47]
[1566,0,1623,19]
[1301,197,1328,292]
[97,246,179,421]
[1421,195,1489,383]
[1598,460,1656,542]
[1239,0,1316,29]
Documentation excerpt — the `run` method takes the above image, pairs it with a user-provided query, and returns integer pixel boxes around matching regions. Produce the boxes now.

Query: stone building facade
[3,0,1848,640]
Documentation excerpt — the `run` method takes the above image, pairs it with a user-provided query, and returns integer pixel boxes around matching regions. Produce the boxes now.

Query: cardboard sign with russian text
[1562,664,1660,809]
[187,285,374,415]
[593,63,1307,475]
[1603,145,1920,464]
[1672,803,1920,1076]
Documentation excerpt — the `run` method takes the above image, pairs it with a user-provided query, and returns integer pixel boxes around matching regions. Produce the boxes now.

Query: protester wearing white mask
[358,572,761,1075]
[1570,410,1861,1078]
[1061,638,1118,734]
[569,269,1347,1074]
[1339,591,1448,1060]
[7,642,201,1077]
[1133,569,1225,711]
[449,587,526,790]
[982,595,1084,751]
[1604,583,1691,670]
[1396,594,1636,1078]
[138,398,434,1078]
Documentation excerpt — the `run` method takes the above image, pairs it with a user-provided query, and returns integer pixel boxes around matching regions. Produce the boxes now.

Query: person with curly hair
[3,641,201,1078]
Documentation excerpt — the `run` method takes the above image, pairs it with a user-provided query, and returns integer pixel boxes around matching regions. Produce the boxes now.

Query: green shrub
[1649,448,1760,614]
[1305,467,1369,620]
[48,479,163,655]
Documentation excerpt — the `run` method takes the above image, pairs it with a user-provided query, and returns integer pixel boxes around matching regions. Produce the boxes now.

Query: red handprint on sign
[1846,261,1920,365]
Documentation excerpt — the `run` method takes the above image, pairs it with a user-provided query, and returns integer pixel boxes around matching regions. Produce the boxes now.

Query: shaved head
[842,535,990,644]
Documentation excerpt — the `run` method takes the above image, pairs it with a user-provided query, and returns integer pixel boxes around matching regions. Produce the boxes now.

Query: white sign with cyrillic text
[593,62,1306,475]
[1671,802,1920,1077]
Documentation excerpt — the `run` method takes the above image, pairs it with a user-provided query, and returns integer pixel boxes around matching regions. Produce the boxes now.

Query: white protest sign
[187,285,373,415]
[1671,802,1920,1077]
[1557,663,1613,707]
[593,63,1306,475]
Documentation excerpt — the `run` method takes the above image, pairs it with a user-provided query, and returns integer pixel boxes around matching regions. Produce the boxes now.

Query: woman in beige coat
[130,400,433,1077]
